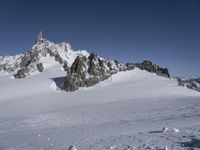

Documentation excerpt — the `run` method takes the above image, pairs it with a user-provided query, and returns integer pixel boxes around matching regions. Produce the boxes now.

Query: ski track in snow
[0,68,200,150]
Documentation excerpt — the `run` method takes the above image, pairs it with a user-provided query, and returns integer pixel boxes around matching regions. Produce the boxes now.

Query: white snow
[0,66,200,150]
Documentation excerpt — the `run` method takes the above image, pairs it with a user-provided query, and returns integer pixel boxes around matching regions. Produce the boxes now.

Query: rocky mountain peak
[0,33,176,92]
[0,33,90,78]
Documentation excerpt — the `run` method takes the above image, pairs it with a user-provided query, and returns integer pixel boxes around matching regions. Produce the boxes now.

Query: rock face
[36,63,44,72]
[135,60,170,78]
[63,53,125,91]
[14,67,31,79]
[177,77,200,92]
[20,51,39,68]
[63,56,172,91]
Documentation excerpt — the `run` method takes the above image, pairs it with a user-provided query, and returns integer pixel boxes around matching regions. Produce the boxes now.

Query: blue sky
[0,0,200,76]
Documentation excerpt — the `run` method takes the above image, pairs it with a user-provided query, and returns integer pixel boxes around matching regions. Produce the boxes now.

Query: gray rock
[6,67,14,73]
[20,51,38,68]
[135,60,170,78]
[55,54,64,64]
[63,56,87,91]
[36,63,44,72]
[157,68,170,78]
[0,65,3,71]
[126,63,135,70]
[14,67,30,79]
[85,77,100,87]
[63,63,69,71]
[63,53,114,91]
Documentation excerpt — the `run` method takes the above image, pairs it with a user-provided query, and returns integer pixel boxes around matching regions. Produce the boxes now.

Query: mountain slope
[0,65,200,149]
[0,34,200,149]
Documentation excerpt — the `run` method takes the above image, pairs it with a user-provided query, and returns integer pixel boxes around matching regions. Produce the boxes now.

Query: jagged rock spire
[36,31,43,43]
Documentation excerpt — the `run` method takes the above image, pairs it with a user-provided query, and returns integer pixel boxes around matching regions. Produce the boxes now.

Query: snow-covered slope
[0,33,200,149]
[0,65,200,149]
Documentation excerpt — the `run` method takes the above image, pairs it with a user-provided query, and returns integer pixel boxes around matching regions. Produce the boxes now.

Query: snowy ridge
[0,34,90,77]
[31,39,89,66]
[0,54,23,72]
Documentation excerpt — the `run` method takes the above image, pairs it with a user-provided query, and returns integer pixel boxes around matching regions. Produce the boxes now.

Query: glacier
[0,34,200,149]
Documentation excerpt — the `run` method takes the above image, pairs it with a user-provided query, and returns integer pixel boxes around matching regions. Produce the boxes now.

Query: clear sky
[0,0,200,77]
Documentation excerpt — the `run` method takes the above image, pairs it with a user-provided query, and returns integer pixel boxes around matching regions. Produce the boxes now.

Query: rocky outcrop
[36,63,44,72]
[20,51,39,68]
[63,56,87,91]
[63,55,172,91]
[55,54,64,64]
[126,63,135,70]
[63,62,69,71]
[177,77,200,92]
[135,60,170,78]
[63,53,119,91]
[14,67,31,79]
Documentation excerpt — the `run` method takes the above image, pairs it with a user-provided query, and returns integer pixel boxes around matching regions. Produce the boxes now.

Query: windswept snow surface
[0,68,200,150]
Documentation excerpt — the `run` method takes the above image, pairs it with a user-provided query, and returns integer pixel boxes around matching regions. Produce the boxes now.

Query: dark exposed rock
[63,71,79,91]
[5,67,14,73]
[20,51,39,68]
[141,60,156,72]
[55,54,64,64]
[177,78,184,86]
[126,63,135,70]
[157,68,170,78]
[135,60,170,78]
[63,56,87,91]
[177,77,200,92]
[63,62,69,71]
[63,53,117,91]
[14,67,31,79]
[85,77,100,87]
[36,63,44,72]
[88,53,105,76]
[63,55,172,92]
